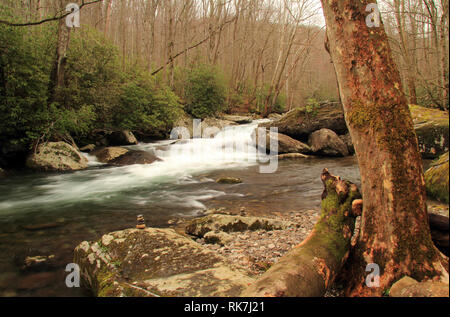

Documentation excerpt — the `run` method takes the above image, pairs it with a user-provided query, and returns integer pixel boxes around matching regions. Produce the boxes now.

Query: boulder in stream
[108,150,162,166]
[308,128,349,157]
[260,101,347,140]
[74,228,254,297]
[92,147,129,164]
[26,142,88,172]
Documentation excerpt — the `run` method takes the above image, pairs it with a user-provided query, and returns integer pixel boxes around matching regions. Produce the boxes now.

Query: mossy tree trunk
[320,0,448,296]
[242,169,362,297]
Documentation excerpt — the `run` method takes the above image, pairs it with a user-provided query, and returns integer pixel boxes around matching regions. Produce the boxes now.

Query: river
[0,120,362,296]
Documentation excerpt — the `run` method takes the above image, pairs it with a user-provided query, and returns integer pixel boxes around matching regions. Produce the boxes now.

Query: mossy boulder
[261,101,347,140]
[425,152,449,204]
[26,142,88,172]
[410,105,449,159]
[74,228,254,297]
[185,214,293,238]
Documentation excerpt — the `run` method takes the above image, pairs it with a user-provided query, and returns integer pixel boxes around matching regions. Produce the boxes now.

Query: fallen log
[241,169,362,297]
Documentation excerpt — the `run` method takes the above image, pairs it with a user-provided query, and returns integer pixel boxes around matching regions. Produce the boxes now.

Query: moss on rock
[425,152,449,204]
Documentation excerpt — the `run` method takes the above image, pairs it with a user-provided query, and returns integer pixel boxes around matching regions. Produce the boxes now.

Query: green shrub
[185,64,227,119]
[115,73,182,137]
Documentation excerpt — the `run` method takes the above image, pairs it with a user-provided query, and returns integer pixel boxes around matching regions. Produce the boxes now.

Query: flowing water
[0,121,362,296]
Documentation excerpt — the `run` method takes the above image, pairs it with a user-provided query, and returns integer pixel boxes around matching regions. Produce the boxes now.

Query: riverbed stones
[308,128,349,157]
[185,214,294,237]
[26,142,88,172]
[74,228,254,297]
[425,152,449,204]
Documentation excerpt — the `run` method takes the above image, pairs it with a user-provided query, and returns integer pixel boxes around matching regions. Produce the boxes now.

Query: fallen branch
[241,168,362,297]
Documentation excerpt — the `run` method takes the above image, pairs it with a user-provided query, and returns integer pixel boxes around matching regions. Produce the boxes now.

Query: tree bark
[241,169,362,297]
[320,0,448,297]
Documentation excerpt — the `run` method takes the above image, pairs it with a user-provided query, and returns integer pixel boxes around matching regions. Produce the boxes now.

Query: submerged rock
[410,105,449,159]
[92,147,129,164]
[109,150,162,166]
[425,152,449,204]
[26,142,88,172]
[74,228,254,297]
[308,128,349,157]
[390,276,449,297]
[185,214,293,238]
[21,255,57,272]
[216,177,242,184]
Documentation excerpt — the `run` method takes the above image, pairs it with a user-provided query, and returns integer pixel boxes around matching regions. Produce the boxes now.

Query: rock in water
[308,128,349,157]
[216,177,242,184]
[425,152,449,204]
[253,130,311,154]
[108,150,162,166]
[260,101,347,140]
[92,147,129,164]
[410,105,449,159]
[74,228,254,297]
[26,142,88,172]
[107,130,138,146]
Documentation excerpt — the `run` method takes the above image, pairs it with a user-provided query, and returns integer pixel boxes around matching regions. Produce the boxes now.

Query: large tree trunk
[242,169,362,297]
[320,0,448,297]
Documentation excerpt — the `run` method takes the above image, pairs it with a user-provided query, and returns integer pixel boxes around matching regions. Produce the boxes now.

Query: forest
[0,0,448,300]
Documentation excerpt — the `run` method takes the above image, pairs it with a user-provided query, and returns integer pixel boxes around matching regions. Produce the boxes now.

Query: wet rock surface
[308,128,349,157]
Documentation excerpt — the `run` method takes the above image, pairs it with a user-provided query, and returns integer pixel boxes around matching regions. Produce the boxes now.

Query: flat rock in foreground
[74,228,254,297]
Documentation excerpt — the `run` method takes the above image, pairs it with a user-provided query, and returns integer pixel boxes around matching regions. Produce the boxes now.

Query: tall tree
[320,0,448,296]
